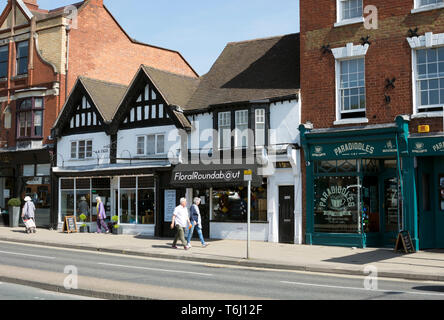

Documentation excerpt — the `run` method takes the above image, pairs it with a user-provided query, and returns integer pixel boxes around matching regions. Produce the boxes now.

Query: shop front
[410,133,444,249]
[300,117,417,248]
[53,163,173,236]
[170,164,269,241]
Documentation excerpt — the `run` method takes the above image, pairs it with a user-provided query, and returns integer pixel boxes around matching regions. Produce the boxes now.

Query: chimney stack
[22,0,39,10]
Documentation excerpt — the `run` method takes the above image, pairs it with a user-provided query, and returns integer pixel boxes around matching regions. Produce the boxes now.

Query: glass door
[381,171,400,246]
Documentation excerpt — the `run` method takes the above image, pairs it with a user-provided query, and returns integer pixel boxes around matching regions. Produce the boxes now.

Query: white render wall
[188,113,214,152]
[57,132,111,167]
[117,125,180,163]
[210,222,269,241]
[269,99,301,145]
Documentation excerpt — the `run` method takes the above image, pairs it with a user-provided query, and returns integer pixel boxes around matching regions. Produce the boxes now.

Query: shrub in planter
[7,198,21,228]
[111,216,122,235]
[79,214,89,233]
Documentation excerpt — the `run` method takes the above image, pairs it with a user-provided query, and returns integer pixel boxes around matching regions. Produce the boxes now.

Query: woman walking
[22,196,36,233]
[187,197,208,248]
[96,197,110,234]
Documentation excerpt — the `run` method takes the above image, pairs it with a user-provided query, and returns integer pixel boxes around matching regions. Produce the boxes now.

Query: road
[1,241,444,300]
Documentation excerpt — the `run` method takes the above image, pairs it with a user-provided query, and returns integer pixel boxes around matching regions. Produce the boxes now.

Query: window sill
[334,17,365,28]
[411,111,443,119]
[334,118,369,126]
[411,3,444,14]
[11,74,28,80]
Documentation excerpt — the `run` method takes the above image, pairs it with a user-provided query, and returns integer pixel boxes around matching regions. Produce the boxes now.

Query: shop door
[380,170,401,246]
[417,157,435,249]
[192,190,210,239]
[279,186,295,244]
[434,157,444,248]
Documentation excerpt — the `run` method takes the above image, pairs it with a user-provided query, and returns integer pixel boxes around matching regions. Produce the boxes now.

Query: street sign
[244,170,252,182]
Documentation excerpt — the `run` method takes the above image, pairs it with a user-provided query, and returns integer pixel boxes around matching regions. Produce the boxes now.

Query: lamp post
[244,170,253,259]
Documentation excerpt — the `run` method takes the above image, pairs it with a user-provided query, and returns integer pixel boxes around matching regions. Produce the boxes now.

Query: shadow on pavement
[323,249,405,265]
[412,286,444,293]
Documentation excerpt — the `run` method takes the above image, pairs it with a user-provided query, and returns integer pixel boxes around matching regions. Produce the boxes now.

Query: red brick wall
[300,0,444,133]
[67,0,198,94]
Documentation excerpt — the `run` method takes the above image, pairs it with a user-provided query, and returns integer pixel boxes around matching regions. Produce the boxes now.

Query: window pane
[151,105,156,119]
[71,142,77,159]
[146,135,155,155]
[86,141,93,158]
[159,104,164,118]
[157,135,165,154]
[137,136,145,155]
[78,141,85,159]
[34,111,42,136]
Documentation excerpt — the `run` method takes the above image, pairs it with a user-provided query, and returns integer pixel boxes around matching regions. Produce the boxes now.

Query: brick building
[0,0,196,227]
[300,0,444,249]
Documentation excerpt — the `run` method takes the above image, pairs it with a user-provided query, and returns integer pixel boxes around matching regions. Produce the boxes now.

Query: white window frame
[235,110,249,149]
[335,0,364,27]
[412,0,444,13]
[332,43,369,125]
[408,32,444,118]
[218,112,231,150]
[70,140,93,160]
[255,109,266,147]
[138,134,165,156]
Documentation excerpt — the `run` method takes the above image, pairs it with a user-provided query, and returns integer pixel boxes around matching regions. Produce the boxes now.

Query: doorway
[279,186,295,244]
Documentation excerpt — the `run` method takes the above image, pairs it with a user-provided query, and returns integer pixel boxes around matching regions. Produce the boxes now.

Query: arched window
[3,105,11,129]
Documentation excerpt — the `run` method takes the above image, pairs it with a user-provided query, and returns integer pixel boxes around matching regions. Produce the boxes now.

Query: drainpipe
[65,24,70,105]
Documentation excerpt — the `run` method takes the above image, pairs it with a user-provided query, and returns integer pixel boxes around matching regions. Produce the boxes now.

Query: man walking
[170,198,192,250]
[96,196,110,234]
[187,197,209,248]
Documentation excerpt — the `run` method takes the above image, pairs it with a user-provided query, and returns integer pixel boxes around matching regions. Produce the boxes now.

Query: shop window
[362,159,379,173]
[138,189,155,225]
[314,176,360,233]
[439,174,444,211]
[212,184,267,222]
[36,164,51,176]
[384,177,401,232]
[337,160,358,173]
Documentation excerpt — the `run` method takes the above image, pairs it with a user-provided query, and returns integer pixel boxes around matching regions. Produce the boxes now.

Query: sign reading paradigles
[310,140,398,160]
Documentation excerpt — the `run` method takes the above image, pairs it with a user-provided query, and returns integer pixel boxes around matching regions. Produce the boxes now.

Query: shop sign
[26,177,43,185]
[310,140,398,159]
[3,189,10,198]
[410,137,444,156]
[173,169,243,184]
[164,190,176,222]
[318,186,356,218]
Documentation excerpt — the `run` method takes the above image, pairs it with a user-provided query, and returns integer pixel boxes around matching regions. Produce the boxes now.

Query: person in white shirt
[170,198,192,250]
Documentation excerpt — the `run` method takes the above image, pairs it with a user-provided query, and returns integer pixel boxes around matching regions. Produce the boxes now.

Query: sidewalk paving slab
[1,227,444,282]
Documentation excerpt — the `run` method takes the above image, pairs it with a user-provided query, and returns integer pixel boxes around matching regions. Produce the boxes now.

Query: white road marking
[98,262,213,277]
[280,281,444,297]
[0,250,55,260]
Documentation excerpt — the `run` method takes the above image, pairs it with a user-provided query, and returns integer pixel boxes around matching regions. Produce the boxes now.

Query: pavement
[1,227,444,283]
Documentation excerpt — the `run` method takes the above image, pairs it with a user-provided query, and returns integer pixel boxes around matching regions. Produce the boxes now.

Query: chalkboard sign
[63,216,78,234]
[395,231,415,254]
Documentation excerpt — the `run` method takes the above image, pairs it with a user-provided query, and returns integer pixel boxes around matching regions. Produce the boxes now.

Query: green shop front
[410,133,444,249]
[300,117,418,249]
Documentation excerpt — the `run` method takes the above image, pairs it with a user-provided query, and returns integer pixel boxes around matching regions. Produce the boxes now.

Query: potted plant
[7,198,21,228]
[79,214,89,233]
[111,216,122,235]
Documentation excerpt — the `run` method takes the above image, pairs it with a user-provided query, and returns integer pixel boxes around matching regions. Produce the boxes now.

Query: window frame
[337,58,366,118]
[16,41,29,76]
[255,109,266,147]
[0,45,8,79]
[218,111,232,151]
[16,97,44,139]
[136,133,166,156]
[412,46,444,114]
[336,0,364,26]
[234,109,249,149]
[70,139,93,160]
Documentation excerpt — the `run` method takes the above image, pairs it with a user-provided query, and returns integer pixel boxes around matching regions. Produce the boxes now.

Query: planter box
[112,227,123,235]
[9,207,20,228]
[79,226,90,233]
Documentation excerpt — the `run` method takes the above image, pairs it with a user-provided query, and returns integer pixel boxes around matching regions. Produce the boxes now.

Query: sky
[0,0,300,75]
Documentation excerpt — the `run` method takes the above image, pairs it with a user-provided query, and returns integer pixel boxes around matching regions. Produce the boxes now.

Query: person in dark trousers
[96,196,110,234]
[187,197,208,248]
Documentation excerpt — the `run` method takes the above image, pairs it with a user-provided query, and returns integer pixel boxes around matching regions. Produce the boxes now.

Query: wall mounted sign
[410,137,444,156]
[310,140,398,159]
[164,190,176,222]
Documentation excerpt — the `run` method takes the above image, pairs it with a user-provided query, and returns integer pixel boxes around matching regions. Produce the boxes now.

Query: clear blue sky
[1,0,300,75]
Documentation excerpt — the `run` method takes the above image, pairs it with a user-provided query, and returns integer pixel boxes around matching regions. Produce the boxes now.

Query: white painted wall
[57,132,111,167]
[269,99,301,145]
[117,125,180,163]
[210,222,269,241]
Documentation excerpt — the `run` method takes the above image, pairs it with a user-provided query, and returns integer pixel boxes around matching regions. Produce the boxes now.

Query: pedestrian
[22,196,36,233]
[95,196,110,234]
[170,198,192,250]
[187,197,209,248]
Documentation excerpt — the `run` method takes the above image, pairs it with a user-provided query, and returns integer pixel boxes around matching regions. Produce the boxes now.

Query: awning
[171,163,263,188]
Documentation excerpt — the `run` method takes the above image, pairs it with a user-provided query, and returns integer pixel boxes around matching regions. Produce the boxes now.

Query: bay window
[17,98,44,139]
